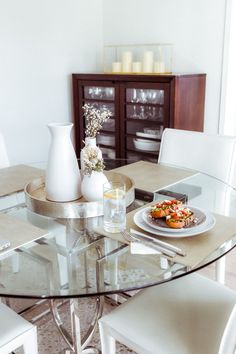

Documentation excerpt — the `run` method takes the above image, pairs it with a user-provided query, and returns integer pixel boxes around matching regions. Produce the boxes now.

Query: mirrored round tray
[24,171,135,219]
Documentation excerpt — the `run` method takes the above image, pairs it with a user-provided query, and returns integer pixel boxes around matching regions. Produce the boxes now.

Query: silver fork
[121,230,176,258]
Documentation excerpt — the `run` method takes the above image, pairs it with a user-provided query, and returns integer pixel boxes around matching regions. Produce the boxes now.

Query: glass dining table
[1,160,236,354]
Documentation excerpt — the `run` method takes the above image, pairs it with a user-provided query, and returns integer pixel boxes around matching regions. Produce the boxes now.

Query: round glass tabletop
[0,164,236,299]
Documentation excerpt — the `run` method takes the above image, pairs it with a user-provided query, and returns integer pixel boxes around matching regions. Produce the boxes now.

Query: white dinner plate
[133,206,216,238]
[142,205,207,233]
[136,132,160,139]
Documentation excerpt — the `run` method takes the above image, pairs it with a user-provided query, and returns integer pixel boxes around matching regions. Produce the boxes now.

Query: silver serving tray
[24,171,135,219]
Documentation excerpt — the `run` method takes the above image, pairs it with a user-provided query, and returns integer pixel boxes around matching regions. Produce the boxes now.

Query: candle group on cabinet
[111,50,166,73]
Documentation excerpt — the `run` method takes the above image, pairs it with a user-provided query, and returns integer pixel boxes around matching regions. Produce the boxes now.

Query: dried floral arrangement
[83,104,112,138]
[83,146,105,175]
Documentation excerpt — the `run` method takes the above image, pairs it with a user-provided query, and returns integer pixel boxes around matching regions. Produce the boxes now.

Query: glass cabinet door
[80,82,118,161]
[122,83,170,163]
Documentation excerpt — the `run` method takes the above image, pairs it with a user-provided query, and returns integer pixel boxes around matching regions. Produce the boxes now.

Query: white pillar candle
[122,51,132,73]
[112,62,122,72]
[122,51,133,63]
[132,61,142,73]
[143,51,154,73]
[154,61,166,73]
[122,62,132,72]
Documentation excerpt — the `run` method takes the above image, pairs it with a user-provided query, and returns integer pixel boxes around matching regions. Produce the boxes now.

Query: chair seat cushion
[100,274,236,354]
[0,303,34,347]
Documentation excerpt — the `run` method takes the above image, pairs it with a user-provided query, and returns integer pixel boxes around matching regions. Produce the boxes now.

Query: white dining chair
[0,132,10,168]
[158,128,236,183]
[0,130,15,209]
[0,132,21,279]
[99,273,236,354]
[158,128,236,284]
[228,144,236,189]
[0,302,38,353]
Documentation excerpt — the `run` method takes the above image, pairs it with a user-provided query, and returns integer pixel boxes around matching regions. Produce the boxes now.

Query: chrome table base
[49,296,104,354]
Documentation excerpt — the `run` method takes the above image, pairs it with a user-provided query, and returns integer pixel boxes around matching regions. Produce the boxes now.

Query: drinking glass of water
[103,181,126,233]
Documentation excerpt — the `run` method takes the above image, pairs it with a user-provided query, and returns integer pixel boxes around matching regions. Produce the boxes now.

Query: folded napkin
[130,241,160,255]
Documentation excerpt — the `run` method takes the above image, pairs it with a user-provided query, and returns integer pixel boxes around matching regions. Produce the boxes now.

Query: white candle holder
[103,44,173,74]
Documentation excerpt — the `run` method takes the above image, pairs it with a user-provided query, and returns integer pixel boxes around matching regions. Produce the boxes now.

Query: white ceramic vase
[81,171,108,202]
[80,137,102,177]
[46,122,82,202]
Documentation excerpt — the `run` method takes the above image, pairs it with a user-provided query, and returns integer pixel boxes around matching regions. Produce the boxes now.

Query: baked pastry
[150,199,182,219]
[166,207,194,229]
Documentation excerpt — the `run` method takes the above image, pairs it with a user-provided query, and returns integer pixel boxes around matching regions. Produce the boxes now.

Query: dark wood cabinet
[72,73,206,164]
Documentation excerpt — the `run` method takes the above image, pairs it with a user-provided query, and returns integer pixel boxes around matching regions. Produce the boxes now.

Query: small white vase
[81,171,108,202]
[80,137,102,177]
[46,122,82,202]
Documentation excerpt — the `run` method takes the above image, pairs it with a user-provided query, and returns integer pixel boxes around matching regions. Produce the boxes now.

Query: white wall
[103,0,226,134]
[219,0,236,136]
[0,0,228,165]
[0,0,103,164]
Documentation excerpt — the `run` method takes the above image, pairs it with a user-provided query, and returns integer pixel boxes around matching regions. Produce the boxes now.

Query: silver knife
[130,228,186,257]
[129,232,176,258]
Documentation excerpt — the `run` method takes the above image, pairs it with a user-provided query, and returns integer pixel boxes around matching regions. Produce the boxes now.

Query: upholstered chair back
[158,128,236,184]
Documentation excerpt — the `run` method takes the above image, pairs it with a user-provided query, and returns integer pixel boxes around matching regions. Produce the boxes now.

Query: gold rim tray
[24,171,135,219]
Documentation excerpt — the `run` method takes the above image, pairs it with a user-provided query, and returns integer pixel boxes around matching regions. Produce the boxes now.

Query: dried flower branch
[83,104,112,138]
[83,146,105,175]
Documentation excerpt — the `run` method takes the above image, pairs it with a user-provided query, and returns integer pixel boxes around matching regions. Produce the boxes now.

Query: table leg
[49,296,104,354]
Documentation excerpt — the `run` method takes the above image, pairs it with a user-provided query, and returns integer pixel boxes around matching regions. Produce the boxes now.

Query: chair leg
[22,326,38,354]
[99,322,116,354]
[215,257,226,284]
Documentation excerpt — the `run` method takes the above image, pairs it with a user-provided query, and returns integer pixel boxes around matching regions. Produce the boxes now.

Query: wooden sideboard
[72,73,206,163]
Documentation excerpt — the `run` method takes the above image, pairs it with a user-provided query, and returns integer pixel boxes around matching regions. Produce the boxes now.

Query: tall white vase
[80,137,102,177]
[46,122,82,202]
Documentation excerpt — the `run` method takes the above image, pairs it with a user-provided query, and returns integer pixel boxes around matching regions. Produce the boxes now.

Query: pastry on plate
[150,199,182,219]
[166,207,195,229]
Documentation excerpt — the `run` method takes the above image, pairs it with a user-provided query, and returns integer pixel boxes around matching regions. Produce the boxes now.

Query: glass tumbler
[103,181,126,233]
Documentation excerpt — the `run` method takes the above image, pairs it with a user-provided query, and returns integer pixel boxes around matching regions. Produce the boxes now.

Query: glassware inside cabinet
[126,88,164,105]
[126,104,164,121]
[84,86,115,101]
[84,102,115,117]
